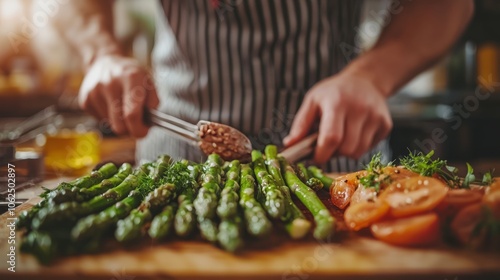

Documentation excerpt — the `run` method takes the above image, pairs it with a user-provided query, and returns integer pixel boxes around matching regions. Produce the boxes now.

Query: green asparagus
[71,189,143,241]
[239,164,272,237]
[217,160,241,219]
[295,162,323,191]
[296,162,311,181]
[32,173,139,230]
[174,164,200,237]
[148,203,178,240]
[16,163,118,230]
[46,163,133,204]
[251,150,285,219]
[116,158,196,242]
[216,160,244,251]
[217,216,244,252]
[115,183,176,242]
[307,166,334,189]
[280,157,335,240]
[195,154,224,242]
[265,145,311,239]
[40,163,118,197]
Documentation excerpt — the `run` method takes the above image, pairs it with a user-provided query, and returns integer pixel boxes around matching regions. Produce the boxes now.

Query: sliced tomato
[370,212,440,246]
[436,189,484,220]
[379,176,448,218]
[483,186,500,220]
[344,201,390,231]
[382,166,419,182]
[450,203,486,246]
[350,185,378,205]
[330,171,366,209]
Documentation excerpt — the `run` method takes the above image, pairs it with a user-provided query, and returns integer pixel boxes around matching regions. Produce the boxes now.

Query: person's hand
[79,54,159,138]
[283,72,393,164]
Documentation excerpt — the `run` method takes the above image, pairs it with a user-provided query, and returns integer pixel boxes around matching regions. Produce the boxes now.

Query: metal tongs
[0,106,61,144]
[146,109,252,161]
[0,106,61,163]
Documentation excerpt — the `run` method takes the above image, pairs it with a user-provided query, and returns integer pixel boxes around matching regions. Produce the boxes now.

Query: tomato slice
[436,189,484,220]
[483,186,500,220]
[331,168,417,210]
[344,201,390,231]
[370,212,440,246]
[350,185,378,205]
[382,166,419,182]
[486,178,500,196]
[450,203,487,246]
[330,171,366,209]
[379,176,448,218]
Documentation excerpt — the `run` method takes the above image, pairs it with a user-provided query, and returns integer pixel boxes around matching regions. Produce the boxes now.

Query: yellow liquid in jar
[44,129,101,176]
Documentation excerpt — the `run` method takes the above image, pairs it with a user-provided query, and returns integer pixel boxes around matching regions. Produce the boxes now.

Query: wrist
[81,40,123,71]
[341,42,421,98]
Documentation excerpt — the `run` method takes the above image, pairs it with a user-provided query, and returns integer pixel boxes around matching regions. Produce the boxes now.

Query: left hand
[283,72,393,164]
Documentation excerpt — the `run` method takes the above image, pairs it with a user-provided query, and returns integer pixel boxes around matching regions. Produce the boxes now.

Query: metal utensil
[279,133,318,163]
[146,109,252,161]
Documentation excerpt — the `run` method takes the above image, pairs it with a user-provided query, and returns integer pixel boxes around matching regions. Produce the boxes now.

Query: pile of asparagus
[16,145,335,264]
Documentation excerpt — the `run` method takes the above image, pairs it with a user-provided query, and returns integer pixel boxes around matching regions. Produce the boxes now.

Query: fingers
[78,55,159,138]
[314,108,345,164]
[123,71,156,138]
[103,81,127,135]
[283,94,317,147]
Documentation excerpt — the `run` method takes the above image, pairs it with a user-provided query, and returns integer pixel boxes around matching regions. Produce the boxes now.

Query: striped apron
[137,0,391,172]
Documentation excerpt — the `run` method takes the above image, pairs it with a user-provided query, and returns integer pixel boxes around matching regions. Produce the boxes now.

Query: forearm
[343,0,474,97]
[50,0,122,70]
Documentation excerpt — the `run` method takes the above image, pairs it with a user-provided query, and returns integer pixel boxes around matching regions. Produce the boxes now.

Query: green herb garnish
[359,153,393,192]
[399,150,493,189]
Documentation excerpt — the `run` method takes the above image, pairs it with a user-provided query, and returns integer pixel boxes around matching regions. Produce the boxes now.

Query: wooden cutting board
[1,177,500,280]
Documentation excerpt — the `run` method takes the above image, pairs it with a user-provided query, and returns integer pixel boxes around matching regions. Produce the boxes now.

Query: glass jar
[42,114,101,177]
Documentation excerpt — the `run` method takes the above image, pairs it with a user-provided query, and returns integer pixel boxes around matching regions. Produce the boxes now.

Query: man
[53,0,473,171]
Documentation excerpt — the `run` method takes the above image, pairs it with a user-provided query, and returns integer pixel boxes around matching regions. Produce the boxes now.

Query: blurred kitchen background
[0,0,499,178]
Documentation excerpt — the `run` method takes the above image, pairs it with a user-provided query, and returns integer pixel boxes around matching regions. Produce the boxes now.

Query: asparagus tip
[288,219,312,240]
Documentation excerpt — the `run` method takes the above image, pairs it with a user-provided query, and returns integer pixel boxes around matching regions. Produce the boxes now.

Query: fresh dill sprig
[399,150,493,189]
[135,159,196,199]
[359,153,393,192]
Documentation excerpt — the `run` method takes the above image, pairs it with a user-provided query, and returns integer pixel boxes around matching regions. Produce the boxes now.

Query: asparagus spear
[20,226,101,264]
[40,162,118,197]
[239,164,272,237]
[16,163,118,230]
[280,157,335,240]
[307,166,334,189]
[195,153,224,242]
[217,216,244,252]
[216,160,244,252]
[264,145,311,239]
[46,163,133,204]
[70,157,158,242]
[296,162,311,181]
[295,162,324,191]
[251,150,285,219]
[150,155,172,183]
[148,203,178,240]
[32,174,140,230]
[71,189,143,241]
[217,160,241,219]
[115,183,176,242]
[174,164,201,237]
[116,157,193,242]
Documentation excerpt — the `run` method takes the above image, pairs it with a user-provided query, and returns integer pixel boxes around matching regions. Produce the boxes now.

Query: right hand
[79,54,159,138]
